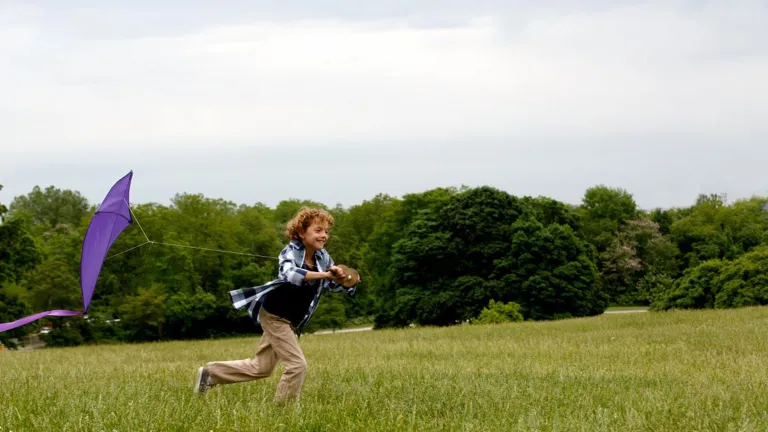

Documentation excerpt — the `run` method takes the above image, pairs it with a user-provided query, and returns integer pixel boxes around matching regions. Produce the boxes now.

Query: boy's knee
[288,358,308,376]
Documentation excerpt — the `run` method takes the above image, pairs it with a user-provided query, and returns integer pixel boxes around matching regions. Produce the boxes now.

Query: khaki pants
[205,307,308,405]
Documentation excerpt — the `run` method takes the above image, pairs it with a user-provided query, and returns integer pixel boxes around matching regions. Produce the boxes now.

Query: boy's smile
[300,221,329,252]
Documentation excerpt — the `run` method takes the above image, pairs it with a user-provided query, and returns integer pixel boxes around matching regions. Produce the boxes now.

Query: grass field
[2,307,767,431]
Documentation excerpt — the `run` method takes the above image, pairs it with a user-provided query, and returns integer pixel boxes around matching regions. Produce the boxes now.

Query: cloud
[1,1,767,209]
[3,1,766,153]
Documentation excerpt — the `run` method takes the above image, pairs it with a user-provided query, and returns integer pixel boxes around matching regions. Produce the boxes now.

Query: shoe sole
[193,367,205,394]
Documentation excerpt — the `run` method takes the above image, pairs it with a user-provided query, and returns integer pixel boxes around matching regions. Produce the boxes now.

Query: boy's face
[300,219,330,251]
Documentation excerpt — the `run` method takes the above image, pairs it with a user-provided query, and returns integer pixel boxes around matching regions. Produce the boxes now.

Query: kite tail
[0,310,83,333]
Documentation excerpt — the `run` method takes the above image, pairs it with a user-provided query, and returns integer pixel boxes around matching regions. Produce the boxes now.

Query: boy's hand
[328,264,360,287]
[328,266,344,277]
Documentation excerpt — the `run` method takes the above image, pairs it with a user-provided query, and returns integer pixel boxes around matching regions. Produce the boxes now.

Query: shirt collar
[290,238,322,260]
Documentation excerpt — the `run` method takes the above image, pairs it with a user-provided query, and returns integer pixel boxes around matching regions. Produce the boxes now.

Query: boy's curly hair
[284,207,335,240]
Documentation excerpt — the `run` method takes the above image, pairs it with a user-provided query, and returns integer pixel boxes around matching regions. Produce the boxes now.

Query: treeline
[1,182,767,348]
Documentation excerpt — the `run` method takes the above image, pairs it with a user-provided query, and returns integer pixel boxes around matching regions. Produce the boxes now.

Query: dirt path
[312,309,648,335]
[313,326,375,335]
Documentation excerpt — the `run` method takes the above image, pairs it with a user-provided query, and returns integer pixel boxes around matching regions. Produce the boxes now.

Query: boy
[193,207,359,406]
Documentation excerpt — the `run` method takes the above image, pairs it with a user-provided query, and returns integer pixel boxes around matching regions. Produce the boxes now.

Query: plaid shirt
[229,239,358,336]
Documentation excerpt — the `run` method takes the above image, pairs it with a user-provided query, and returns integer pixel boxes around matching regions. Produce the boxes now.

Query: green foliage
[0,184,8,222]
[495,213,608,320]
[0,290,33,349]
[599,217,680,304]
[40,316,88,347]
[713,249,768,307]
[651,260,726,310]
[117,283,169,341]
[522,195,583,232]
[0,218,42,286]
[326,195,395,319]
[165,286,218,338]
[473,299,524,324]
[304,294,347,333]
[636,270,675,306]
[274,198,328,225]
[2,176,767,347]
[579,185,639,251]
[23,258,81,312]
[670,196,768,268]
[369,188,457,328]
[652,247,768,311]
[379,187,607,327]
[7,185,89,232]
[380,187,522,327]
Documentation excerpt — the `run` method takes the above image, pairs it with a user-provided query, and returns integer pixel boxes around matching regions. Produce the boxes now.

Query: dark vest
[261,261,320,328]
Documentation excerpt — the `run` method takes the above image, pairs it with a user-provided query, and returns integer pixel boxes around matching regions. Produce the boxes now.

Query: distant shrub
[474,300,524,324]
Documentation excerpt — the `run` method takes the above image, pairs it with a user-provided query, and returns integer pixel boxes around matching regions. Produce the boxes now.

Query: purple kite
[0,171,134,333]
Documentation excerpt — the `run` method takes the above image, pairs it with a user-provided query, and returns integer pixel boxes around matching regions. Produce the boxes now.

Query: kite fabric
[80,170,133,312]
[0,310,84,333]
[0,171,134,333]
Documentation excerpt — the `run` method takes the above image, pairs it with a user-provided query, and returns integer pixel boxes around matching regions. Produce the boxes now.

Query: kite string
[105,240,278,261]
[125,198,150,243]
[150,241,278,260]
[104,200,279,261]
[105,241,151,260]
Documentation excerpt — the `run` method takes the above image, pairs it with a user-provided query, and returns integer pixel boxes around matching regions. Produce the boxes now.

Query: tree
[599,218,680,304]
[304,294,347,333]
[165,286,218,338]
[648,207,685,236]
[0,186,42,347]
[325,195,398,319]
[522,196,583,233]
[7,185,89,231]
[0,218,42,286]
[368,188,458,328]
[493,213,609,320]
[652,247,768,311]
[8,174,765,346]
[377,187,524,327]
[378,187,607,327]
[579,185,639,252]
[0,290,33,349]
[117,283,168,341]
[712,248,768,308]
[23,258,81,312]
[670,196,768,269]
[0,184,8,222]
[437,186,526,276]
[274,198,328,225]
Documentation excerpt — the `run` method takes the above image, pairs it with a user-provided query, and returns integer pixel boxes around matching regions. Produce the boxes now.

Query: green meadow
[2,307,767,432]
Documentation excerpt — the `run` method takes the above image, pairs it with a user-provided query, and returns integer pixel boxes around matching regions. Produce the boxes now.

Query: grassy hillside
[2,307,767,431]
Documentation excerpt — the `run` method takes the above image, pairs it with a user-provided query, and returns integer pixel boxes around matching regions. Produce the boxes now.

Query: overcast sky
[2,1,767,211]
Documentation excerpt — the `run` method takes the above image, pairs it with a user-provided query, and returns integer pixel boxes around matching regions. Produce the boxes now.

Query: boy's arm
[278,247,333,286]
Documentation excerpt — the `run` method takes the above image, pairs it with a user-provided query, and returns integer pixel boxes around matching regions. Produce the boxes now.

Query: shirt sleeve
[278,245,307,286]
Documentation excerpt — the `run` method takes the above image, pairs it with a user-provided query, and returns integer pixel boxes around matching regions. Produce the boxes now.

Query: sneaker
[194,366,214,394]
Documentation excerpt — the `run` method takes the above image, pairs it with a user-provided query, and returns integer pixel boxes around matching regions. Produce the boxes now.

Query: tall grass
[2,307,767,431]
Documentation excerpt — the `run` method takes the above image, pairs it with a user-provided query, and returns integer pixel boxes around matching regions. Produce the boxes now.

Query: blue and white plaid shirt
[229,239,358,336]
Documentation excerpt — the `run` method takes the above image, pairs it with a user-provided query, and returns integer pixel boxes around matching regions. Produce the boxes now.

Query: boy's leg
[201,321,279,388]
[260,310,308,405]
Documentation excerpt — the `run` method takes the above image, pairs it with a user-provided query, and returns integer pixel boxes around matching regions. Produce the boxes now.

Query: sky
[2,0,767,211]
